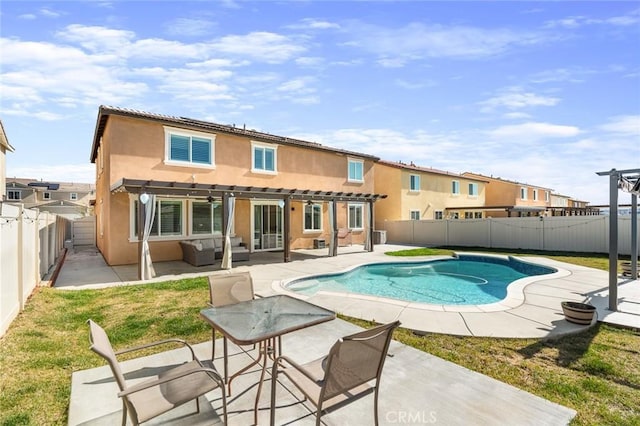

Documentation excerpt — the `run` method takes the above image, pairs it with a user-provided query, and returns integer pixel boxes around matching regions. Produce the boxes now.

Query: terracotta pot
[561,301,596,325]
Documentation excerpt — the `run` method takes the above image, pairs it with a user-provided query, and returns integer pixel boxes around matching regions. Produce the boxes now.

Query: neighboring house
[0,120,15,201]
[90,106,384,266]
[374,160,487,227]
[462,172,552,218]
[5,178,95,219]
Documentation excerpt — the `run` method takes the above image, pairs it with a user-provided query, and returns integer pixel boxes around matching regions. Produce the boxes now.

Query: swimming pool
[285,254,556,305]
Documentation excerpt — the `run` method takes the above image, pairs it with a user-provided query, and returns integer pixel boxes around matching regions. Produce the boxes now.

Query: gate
[72,216,96,246]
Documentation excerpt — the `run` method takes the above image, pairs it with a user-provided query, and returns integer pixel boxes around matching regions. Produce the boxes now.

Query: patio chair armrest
[118,366,224,397]
[115,338,197,360]
[273,355,322,383]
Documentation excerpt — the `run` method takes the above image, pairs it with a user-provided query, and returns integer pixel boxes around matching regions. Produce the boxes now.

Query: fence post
[17,205,24,311]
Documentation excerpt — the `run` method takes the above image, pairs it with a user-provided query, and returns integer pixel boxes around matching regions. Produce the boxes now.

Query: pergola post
[283,197,291,263]
[608,171,619,311]
[137,193,145,280]
[631,193,638,280]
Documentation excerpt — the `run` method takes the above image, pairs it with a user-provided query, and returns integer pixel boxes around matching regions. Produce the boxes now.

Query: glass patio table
[200,294,335,424]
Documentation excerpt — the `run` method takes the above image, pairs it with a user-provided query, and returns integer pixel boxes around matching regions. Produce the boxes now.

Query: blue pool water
[286,255,556,305]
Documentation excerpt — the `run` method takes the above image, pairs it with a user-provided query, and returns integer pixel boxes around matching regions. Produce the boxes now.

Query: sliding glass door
[252,202,284,251]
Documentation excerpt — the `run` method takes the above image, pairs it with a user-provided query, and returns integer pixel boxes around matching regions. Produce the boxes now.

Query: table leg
[227,341,265,396]
[254,337,277,425]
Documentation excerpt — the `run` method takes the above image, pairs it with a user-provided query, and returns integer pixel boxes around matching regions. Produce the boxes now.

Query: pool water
[286,255,556,305]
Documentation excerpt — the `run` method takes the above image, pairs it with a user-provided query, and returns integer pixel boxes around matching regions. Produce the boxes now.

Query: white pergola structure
[596,168,639,311]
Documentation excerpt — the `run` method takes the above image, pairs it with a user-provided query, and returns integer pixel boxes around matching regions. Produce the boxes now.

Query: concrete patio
[69,318,576,426]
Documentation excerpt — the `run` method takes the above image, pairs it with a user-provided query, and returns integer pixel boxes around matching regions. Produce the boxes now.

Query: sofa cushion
[201,239,215,250]
[230,237,243,247]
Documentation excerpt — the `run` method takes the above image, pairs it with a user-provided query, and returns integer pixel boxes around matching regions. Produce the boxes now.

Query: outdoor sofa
[179,236,250,266]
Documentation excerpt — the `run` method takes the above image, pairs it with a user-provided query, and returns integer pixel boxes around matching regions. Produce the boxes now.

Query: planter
[561,301,596,325]
[620,261,639,277]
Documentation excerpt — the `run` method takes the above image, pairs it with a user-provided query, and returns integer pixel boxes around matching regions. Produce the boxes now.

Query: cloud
[6,164,95,183]
[599,115,640,135]
[343,21,552,63]
[545,8,640,28]
[166,18,216,37]
[488,122,581,139]
[211,32,306,63]
[479,89,560,112]
[287,18,340,30]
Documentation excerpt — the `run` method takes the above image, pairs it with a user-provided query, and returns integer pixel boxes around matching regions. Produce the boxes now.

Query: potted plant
[561,301,596,325]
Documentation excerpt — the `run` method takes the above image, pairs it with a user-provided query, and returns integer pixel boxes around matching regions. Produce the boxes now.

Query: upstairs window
[70,193,78,201]
[520,187,527,200]
[348,159,364,183]
[434,211,444,220]
[410,210,420,220]
[452,180,460,195]
[43,192,51,200]
[7,190,21,200]
[545,191,550,202]
[304,203,322,231]
[165,127,214,167]
[533,189,538,201]
[468,183,478,196]
[252,142,277,173]
[410,175,420,192]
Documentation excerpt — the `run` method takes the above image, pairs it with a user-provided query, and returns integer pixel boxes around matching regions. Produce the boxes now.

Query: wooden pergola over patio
[110,178,387,278]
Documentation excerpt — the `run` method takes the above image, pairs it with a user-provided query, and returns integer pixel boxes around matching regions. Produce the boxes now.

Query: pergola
[596,168,639,311]
[110,178,387,279]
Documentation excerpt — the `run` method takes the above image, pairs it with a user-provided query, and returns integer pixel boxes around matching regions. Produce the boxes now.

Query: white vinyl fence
[382,216,639,255]
[0,203,69,337]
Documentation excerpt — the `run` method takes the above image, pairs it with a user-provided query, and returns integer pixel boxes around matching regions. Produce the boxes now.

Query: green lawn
[0,250,638,425]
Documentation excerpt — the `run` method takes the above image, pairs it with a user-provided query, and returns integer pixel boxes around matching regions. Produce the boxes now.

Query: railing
[0,203,69,337]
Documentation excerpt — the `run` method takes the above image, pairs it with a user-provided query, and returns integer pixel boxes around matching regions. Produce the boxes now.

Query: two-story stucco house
[5,178,95,219]
[90,106,385,267]
[0,120,15,201]
[374,161,487,228]
[462,172,552,218]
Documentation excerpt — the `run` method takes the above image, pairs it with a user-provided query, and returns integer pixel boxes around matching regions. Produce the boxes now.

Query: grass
[0,250,638,425]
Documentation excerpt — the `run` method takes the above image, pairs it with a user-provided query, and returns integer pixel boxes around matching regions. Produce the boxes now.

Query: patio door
[252,201,284,251]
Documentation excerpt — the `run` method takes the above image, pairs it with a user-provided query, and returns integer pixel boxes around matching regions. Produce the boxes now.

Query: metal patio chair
[270,320,400,426]
[87,319,227,425]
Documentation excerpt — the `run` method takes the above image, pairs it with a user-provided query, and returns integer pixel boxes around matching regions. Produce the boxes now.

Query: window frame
[451,180,460,195]
[347,203,364,230]
[303,203,323,233]
[164,126,215,169]
[70,193,78,201]
[251,141,278,174]
[520,187,528,200]
[409,174,420,192]
[43,192,51,200]
[410,210,420,220]
[468,183,478,197]
[434,211,444,220]
[130,196,186,241]
[7,190,21,200]
[533,189,538,201]
[347,158,364,183]
[190,200,223,236]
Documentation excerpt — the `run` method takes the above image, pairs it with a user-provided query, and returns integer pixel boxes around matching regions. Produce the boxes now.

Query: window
[474,212,483,219]
[410,210,420,220]
[451,212,460,219]
[70,193,78,201]
[304,203,322,231]
[348,203,363,229]
[434,211,444,220]
[452,180,460,195]
[165,127,214,167]
[533,189,538,201]
[545,191,550,202]
[7,190,21,200]
[468,183,478,196]
[252,142,277,173]
[520,187,527,200]
[191,201,222,235]
[410,175,420,192]
[133,198,184,239]
[348,159,364,183]
[43,192,51,200]
[465,212,473,219]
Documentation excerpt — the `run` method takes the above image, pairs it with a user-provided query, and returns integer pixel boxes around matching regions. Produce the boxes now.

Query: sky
[1,1,639,205]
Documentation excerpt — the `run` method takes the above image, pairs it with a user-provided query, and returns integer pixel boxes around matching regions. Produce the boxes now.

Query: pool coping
[273,252,571,314]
